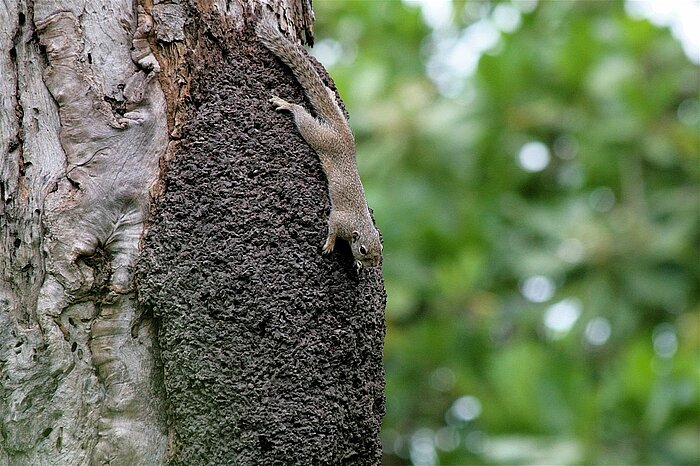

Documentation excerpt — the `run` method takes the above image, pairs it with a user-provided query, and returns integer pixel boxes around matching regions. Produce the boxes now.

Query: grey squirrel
[256,14,382,269]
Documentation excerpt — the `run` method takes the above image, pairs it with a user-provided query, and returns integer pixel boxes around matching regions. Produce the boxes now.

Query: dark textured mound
[136,30,386,466]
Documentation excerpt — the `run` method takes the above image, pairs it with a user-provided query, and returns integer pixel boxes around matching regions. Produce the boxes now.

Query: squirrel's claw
[270,95,291,112]
[322,235,335,255]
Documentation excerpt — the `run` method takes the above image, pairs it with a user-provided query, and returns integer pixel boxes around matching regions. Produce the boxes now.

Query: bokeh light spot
[585,317,612,346]
[492,3,522,33]
[557,238,585,264]
[434,427,460,452]
[464,430,486,454]
[410,428,438,466]
[451,395,482,422]
[517,141,550,172]
[311,39,343,68]
[520,275,555,303]
[589,187,616,212]
[544,298,582,338]
[653,323,678,359]
[553,134,579,160]
[430,366,456,392]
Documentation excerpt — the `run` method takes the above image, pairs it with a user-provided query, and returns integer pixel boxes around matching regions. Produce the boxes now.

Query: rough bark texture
[1,0,385,464]
[136,2,386,465]
[1,1,168,464]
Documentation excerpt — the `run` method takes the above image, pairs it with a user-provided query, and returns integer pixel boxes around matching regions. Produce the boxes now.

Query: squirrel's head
[350,228,383,269]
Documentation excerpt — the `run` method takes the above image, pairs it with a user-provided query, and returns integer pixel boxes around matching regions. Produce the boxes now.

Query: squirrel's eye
[359,245,367,255]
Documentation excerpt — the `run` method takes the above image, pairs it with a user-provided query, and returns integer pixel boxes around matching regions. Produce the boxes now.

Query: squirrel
[256,14,382,269]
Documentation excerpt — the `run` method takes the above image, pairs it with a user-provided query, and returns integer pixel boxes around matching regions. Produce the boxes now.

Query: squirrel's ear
[351,231,360,243]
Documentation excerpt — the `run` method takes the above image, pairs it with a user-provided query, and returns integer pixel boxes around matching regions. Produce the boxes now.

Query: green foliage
[314,0,699,464]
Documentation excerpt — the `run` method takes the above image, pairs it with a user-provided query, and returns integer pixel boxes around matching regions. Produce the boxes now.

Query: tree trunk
[1,0,385,465]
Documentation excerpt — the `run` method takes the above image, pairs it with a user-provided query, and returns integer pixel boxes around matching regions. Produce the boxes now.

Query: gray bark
[1,0,168,464]
[1,0,385,464]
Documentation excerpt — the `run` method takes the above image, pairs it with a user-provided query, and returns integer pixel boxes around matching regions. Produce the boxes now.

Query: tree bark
[1,0,385,465]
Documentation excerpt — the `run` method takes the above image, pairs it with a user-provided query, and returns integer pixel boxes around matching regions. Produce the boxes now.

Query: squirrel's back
[255,15,346,128]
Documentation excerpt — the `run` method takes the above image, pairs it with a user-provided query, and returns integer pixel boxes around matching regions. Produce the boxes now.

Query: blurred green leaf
[314,0,700,463]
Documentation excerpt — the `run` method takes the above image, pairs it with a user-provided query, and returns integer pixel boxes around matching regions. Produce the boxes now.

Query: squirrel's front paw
[322,235,336,255]
[270,95,292,112]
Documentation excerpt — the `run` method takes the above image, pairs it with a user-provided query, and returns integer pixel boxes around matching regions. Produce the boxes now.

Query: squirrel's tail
[255,14,345,126]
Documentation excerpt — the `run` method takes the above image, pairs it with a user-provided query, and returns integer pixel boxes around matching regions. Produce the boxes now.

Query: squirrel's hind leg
[270,96,293,111]
[270,96,339,154]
